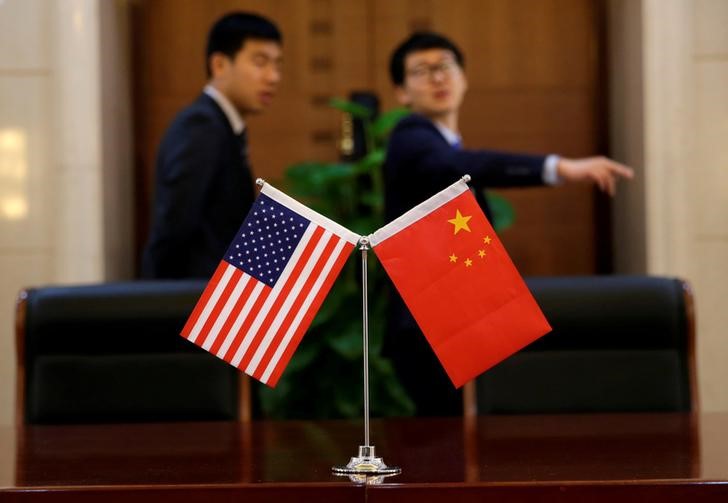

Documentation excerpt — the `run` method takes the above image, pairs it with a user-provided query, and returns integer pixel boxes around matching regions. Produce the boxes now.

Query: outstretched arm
[557,156,634,196]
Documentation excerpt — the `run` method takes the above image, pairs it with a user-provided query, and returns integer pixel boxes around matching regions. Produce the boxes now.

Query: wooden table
[2,413,728,502]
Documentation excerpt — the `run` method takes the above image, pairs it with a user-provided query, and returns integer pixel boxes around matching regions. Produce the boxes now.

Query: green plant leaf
[353,150,386,173]
[272,103,417,420]
[326,320,363,360]
[333,379,363,417]
[311,282,349,328]
[369,355,415,416]
[372,107,410,140]
[284,332,324,372]
[359,191,383,210]
[329,98,373,119]
[485,191,516,231]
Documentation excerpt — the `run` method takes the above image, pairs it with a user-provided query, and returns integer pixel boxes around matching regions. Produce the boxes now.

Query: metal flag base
[332,445,401,483]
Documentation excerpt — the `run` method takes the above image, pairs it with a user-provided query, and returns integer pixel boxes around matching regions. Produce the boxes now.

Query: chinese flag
[370,178,551,388]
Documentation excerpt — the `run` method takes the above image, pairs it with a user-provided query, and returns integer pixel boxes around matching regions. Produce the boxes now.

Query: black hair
[389,31,464,86]
[205,12,282,77]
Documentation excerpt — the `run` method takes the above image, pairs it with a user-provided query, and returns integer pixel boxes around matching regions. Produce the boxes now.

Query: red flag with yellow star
[369,177,551,388]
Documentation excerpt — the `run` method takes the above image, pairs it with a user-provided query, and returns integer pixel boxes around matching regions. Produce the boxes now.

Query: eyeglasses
[406,60,459,81]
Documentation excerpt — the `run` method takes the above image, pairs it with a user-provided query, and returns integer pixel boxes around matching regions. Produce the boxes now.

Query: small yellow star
[483,235,492,245]
[465,258,473,267]
[448,210,472,235]
[449,253,458,263]
[478,249,486,258]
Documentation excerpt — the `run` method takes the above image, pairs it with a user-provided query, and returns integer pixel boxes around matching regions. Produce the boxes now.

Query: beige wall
[0,0,133,425]
[610,0,728,411]
[687,0,728,411]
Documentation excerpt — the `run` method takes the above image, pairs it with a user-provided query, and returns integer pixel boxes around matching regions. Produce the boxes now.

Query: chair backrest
[465,275,697,415]
[15,281,250,424]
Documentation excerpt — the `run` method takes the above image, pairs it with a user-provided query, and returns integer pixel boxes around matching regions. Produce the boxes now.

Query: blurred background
[0,0,726,424]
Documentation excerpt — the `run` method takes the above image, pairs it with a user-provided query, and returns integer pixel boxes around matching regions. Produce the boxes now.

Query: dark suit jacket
[382,113,548,416]
[384,113,546,223]
[142,93,255,279]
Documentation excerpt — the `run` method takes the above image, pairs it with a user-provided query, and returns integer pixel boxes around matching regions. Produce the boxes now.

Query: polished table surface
[2,413,728,502]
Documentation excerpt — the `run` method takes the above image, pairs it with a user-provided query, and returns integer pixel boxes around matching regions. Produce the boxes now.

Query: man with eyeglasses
[383,31,634,416]
[385,31,633,225]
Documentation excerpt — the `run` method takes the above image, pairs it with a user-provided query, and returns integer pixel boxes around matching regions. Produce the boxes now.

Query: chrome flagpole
[361,237,371,448]
[332,236,401,482]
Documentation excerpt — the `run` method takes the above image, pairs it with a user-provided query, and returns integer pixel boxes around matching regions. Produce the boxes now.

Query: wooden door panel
[132,0,608,275]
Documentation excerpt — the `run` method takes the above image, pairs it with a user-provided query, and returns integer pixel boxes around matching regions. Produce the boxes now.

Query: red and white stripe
[181,184,359,387]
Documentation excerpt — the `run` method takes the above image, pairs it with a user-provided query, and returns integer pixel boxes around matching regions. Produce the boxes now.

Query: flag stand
[332,237,401,483]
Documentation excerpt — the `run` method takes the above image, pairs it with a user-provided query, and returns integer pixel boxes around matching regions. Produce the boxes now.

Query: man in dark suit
[383,32,634,416]
[142,12,282,279]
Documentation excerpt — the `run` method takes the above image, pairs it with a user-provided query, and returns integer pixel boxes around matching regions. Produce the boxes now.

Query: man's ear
[209,52,230,79]
[395,86,412,106]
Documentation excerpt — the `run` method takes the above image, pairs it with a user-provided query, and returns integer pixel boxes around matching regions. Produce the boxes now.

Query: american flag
[181,182,360,387]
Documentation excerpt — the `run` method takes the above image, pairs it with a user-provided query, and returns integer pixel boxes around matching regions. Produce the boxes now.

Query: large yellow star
[448,210,472,235]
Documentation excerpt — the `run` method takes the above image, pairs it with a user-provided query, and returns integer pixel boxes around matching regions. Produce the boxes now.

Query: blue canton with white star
[224,194,309,287]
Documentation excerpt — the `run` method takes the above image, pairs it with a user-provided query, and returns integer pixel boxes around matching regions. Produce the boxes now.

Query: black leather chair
[15,281,250,424]
[465,275,697,415]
